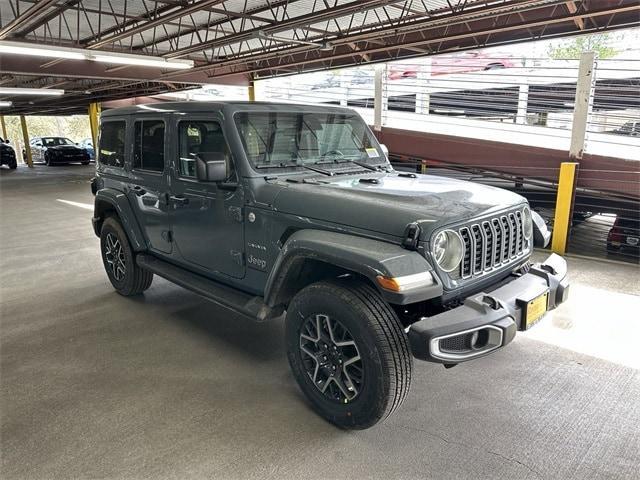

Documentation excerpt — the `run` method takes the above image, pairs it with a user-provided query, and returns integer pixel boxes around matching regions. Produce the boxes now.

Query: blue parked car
[77,138,95,160]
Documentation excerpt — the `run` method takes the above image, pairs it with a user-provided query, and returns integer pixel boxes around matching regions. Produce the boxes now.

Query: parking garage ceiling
[0,0,638,115]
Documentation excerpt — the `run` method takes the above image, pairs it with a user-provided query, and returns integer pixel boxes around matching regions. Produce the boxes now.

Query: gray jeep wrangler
[91,102,569,429]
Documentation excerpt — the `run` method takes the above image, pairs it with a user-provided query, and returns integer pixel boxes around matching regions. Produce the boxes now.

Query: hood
[272,172,526,239]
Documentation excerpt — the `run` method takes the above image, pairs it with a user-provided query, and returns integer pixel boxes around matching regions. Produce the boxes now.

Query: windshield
[234,111,386,169]
[42,137,74,146]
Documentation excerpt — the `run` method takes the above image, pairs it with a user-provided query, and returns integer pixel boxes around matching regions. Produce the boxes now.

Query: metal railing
[257,52,640,264]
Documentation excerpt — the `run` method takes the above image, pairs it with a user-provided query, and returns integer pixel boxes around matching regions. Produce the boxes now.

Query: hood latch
[402,222,421,250]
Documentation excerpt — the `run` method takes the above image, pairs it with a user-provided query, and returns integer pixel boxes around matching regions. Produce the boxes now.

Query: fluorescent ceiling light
[0,40,194,70]
[0,87,64,96]
[0,101,13,107]
[93,53,193,69]
[0,41,85,60]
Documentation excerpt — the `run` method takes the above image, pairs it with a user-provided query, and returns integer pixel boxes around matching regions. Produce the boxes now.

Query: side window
[99,121,126,168]
[133,120,165,172]
[178,120,233,179]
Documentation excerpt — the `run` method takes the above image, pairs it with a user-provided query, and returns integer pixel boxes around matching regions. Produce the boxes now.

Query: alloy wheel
[104,233,126,281]
[299,314,363,403]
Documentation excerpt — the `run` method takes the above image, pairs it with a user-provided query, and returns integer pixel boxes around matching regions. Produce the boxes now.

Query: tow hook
[481,295,502,310]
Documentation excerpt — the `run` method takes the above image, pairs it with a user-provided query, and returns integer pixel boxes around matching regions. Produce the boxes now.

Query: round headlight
[432,229,464,272]
[522,206,533,240]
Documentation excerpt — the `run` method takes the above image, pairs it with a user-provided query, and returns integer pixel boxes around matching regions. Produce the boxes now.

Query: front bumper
[408,253,569,363]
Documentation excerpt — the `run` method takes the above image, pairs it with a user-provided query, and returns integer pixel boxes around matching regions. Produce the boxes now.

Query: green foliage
[1,115,92,155]
[547,34,618,60]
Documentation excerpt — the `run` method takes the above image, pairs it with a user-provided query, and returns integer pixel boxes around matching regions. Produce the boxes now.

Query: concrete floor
[1,164,639,480]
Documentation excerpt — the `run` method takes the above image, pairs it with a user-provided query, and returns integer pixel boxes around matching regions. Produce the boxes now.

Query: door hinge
[162,230,173,243]
[230,250,244,266]
[228,206,243,223]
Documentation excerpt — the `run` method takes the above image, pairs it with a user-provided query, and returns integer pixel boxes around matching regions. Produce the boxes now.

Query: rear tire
[285,279,412,429]
[100,216,153,296]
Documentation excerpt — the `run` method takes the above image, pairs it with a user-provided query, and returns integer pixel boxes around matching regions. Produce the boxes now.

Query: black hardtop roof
[101,101,357,118]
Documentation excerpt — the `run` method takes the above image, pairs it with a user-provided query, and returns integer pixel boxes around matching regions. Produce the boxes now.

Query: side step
[136,254,279,321]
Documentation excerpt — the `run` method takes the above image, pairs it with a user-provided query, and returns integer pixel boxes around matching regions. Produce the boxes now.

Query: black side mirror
[4,139,9,144]
[195,152,227,182]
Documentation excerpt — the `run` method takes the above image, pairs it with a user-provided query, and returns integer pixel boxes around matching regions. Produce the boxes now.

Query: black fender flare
[93,188,146,251]
[264,229,442,307]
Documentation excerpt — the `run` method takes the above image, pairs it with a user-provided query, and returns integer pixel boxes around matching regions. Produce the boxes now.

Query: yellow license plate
[525,292,549,329]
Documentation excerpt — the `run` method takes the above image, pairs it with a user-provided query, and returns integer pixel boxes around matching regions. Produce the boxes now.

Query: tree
[548,33,618,60]
[1,115,92,162]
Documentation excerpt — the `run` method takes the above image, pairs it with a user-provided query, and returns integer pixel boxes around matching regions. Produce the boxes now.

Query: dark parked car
[0,136,17,169]
[24,136,90,165]
[607,215,640,255]
[610,121,640,137]
[91,102,569,429]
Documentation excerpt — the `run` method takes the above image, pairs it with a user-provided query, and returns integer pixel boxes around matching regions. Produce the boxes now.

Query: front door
[169,116,244,279]
[126,118,172,254]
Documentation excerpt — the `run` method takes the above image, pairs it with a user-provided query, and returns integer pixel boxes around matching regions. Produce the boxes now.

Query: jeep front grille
[459,211,527,279]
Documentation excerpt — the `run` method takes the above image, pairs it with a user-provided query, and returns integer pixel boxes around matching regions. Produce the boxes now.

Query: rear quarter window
[99,121,126,168]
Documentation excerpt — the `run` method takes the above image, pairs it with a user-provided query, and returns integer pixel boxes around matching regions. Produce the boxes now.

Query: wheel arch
[264,229,441,309]
[93,188,146,251]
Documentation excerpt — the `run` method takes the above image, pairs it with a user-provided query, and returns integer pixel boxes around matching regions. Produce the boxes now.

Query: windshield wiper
[347,160,382,171]
[301,163,333,176]
[255,162,333,176]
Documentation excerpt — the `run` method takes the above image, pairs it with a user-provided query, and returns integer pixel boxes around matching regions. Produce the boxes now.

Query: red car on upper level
[388,52,521,80]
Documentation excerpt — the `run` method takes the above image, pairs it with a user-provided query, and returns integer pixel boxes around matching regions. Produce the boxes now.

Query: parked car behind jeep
[0,136,17,169]
[91,102,569,429]
[26,136,90,165]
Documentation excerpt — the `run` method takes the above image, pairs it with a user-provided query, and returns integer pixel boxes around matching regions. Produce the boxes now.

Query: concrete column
[569,51,596,160]
[339,72,349,107]
[374,64,387,131]
[20,115,33,168]
[0,115,7,139]
[88,102,101,151]
[551,162,579,255]
[516,84,529,125]
[415,58,432,115]
[248,77,256,102]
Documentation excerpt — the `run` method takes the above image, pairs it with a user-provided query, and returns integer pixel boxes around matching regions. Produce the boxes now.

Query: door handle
[169,195,189,206]
[132,185,146,196]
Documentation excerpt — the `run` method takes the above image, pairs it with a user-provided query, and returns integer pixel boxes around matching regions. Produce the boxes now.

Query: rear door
[168,115,245,279]
[126,117,172,254]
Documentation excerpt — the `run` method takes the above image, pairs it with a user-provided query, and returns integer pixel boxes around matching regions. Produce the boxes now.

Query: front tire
[9,158,17,169]
[100,216,153,296]
[285,279,412,429]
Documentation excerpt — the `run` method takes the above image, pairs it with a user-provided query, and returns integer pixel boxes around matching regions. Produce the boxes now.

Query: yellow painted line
[551,162,578,255]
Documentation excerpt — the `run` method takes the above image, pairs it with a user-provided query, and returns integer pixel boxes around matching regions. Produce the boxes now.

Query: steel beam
[169,1,637,79]
[0,0,59,40]
[88,0,228,49]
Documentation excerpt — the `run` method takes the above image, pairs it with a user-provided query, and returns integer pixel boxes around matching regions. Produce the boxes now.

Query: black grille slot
[472,225,483,273]
[460,227,472,277]
[458,209,528,280]
[440,333,473,352]
[483,222,493,270]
